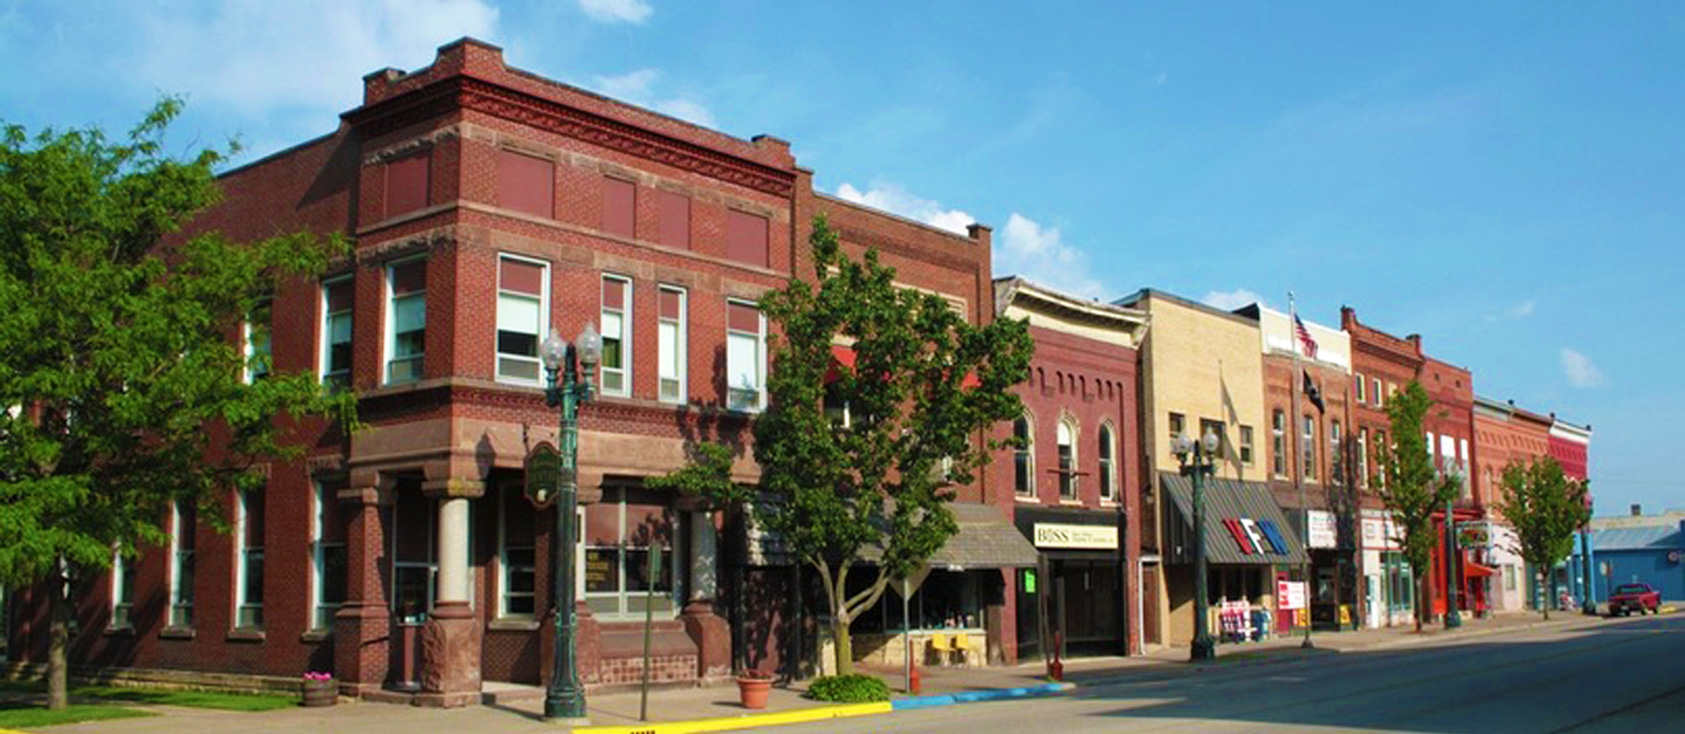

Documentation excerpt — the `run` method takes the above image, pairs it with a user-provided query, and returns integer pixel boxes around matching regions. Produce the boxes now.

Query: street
[769,614,1685,734]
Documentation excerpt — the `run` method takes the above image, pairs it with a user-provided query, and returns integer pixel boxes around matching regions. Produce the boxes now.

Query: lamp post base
[1444,612,1462,630]
[1190,636,1216,662]
[544,697,588,722]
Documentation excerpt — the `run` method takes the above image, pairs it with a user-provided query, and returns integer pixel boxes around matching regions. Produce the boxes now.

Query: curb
[573,702,891,734]
[892,682,1074,710]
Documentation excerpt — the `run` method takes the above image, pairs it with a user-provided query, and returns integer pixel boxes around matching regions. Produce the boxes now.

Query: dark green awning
[1160,471,1308,566]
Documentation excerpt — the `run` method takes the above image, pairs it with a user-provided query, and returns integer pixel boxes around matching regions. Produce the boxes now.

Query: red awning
[825,345,856,382]
[1463,561,1497,578]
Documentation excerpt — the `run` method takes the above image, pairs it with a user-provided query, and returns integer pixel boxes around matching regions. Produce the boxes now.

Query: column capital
[422,477,486,499]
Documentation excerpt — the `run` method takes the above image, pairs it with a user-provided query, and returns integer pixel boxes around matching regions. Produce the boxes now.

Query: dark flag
[1303,369,1325,413]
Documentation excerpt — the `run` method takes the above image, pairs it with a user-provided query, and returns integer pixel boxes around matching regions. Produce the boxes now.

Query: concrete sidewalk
[13,610,1609,734]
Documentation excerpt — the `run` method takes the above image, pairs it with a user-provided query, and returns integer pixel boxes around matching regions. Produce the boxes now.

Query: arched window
[1098,424,1117,502]
[1057,419,1078,500]
[1014,415,1035,497]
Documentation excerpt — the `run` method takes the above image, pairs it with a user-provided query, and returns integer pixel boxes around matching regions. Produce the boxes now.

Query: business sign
[1033,523,1118,550]
[1457,522,1492,549]
[1669,550,1681,565]
[523,441,562,508]
[1361,510,1401,551]
[1306,510,1338,549]
[1277,580,1308,610]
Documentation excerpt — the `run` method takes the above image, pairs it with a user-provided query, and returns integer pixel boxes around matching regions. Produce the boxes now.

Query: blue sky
[3,1,1679,516]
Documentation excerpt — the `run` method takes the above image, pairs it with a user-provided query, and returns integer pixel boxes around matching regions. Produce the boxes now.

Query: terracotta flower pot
[736,676,773,709]
[301,679,337,707]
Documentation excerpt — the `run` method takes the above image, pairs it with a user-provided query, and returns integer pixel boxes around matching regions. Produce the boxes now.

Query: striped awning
[1160,472,1309,566]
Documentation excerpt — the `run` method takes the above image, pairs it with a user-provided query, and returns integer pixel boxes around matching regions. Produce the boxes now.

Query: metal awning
[1160,471,1309,566]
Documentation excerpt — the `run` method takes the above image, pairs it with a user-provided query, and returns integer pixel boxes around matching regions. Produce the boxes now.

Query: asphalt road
[769,614,1685,734]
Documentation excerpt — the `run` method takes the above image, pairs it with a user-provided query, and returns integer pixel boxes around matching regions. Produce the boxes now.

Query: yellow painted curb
[574,702,892,734]
[1660,606,1677,614]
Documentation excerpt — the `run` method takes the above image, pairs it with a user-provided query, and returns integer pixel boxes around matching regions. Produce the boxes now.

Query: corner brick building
[4,39,1017,703]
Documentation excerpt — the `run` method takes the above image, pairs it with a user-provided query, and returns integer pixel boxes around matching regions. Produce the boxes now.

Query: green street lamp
[1444,468,1462,630]
[540,323,601,721]
[1173,428,1222,662]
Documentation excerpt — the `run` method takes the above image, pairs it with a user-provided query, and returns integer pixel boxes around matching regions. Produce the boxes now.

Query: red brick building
[4,39,1014,703]
[992,278,1148,661]
[1341,307,1480,626]
[1473,396,1554,611]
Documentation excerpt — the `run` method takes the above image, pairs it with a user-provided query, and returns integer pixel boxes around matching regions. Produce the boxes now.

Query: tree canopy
[0,100,357,707]
[1374,380,1461,631]
[1492,456,1588,619]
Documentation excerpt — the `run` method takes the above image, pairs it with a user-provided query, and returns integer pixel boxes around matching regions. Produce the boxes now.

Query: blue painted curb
[892,682,1072,710]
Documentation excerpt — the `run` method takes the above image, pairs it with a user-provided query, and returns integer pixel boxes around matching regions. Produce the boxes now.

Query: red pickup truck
[1607,583,1661,616]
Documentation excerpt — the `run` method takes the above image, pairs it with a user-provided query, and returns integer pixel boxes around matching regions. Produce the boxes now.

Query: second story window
[1358,427,1370,489]
[1303,414,1318,482]
[321,277,353,388]
[657,286,687,403]
[1330,420,1344,485]
[1272,410,1287,478]
[1056,419,1077,500]
[1098,423,1116,502]
[1013,415,1035,497]
[725,301,763,412]
[243,297,272,384]
[497,256,548,384]
[601,275,631,397]
[1355,373,1367,404]
[386,259,426,384]
[1168,412,1185,444]
[1240,425,1255,465]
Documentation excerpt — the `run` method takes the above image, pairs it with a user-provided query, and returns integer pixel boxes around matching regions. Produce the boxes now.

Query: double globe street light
[539,323,601,722]
[1172,428,1222,662]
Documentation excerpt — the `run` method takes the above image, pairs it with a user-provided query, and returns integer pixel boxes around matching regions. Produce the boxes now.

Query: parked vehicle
[1607,583,1661,616]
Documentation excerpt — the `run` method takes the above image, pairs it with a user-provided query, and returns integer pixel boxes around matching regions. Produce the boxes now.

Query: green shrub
[806,674,890,703]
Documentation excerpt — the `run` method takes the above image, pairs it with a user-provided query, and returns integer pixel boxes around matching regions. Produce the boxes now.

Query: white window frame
[1330,420,1343,486]
[657,285,687,404]
[1358,428,1369,489]
[234,488,263,629]
[319,276,353,387]
[1374,378,1383,406]
[110,549,133,630]
[583,490,683,620]
[1056,418,1078,500]
[495,254,550,386]
[243,298,272,384]
[169,501,193,627]
[1239,425,1255,465]
[1014,414,1036,498]
[311,482,345,631]
[1272,410,1287,478]
[384,257,427,385]
[1302,414,1318,483]
[1354,373,1366,404]
[600,274,632,397]
[498,485,536,619]
[725,300,765,413]
[1098,422,1117,502]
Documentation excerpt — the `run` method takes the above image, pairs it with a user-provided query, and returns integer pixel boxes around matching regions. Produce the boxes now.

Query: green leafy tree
[1492,456,1588,620]
[1374,380,1460,632]
[0,100,358,709]
[658,215,1032,675]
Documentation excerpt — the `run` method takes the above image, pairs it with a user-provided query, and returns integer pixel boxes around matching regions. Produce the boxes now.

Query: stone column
[680,509,731,681]
[418,476,483,708]
[334,473,394,697]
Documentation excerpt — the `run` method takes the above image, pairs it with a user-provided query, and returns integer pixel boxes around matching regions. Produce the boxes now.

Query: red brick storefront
[5,38,1001,702]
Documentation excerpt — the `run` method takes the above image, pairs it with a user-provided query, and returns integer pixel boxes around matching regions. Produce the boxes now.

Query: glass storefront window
[584,486,678,617]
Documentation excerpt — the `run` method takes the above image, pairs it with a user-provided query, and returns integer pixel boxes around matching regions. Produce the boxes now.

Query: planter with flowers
[301,672,336,707]
[735,669,774,709]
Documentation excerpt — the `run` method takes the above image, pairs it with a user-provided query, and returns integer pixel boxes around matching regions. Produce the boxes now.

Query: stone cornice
[344,77,797,198]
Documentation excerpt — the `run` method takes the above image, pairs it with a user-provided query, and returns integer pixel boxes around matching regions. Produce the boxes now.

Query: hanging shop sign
[523,441,562,508]
[1033,523,1118,550]
[1457,522,1492,549]
[1306,510,1338,549]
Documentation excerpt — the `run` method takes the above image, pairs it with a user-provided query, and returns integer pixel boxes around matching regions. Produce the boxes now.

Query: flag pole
[1290,292,1314,649]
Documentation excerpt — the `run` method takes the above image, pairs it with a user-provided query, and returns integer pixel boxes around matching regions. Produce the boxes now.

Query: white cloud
[127,0,500,121]
[1561,348,1605,388]
[593,69,715,127]
[996,213,1105,300]
[833,181,975,235]
[1201,289,1261,311]
[1506,300,1536,318]
[578,0,652,24]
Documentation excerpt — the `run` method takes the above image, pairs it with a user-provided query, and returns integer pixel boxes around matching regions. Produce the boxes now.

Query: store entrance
[1049,558,1123,657]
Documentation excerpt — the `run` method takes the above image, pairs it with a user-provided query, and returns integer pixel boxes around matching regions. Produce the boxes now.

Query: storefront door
[389,489,436,690]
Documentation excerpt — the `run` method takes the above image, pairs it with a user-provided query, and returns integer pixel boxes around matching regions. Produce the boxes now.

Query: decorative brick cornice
[345,77,796,198]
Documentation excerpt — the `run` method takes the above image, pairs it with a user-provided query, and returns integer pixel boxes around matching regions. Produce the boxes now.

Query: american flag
[1293,313,1319,359]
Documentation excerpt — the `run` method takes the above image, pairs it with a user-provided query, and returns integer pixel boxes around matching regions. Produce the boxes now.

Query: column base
[420,601,481,706]
[681,601,731,682]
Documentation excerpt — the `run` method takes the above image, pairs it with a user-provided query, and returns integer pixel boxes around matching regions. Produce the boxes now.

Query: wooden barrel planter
[301,679,337,707]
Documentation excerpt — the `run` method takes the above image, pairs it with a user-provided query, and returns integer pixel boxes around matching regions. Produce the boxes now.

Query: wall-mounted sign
[1306,510,1338,549]
[1277,580,1307,610]
[1361,510,1401,551]
[1033,523,1118,550]
[1457,522,1491,549]
[524,441,561,508]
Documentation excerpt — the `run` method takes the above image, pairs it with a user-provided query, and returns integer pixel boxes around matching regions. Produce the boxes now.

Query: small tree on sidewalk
[657,215,1032,676]
[1374,381,1460,633]
[1492,456,1588,620]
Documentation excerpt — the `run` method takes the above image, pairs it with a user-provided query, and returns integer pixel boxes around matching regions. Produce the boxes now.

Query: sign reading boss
[1033,523,1118,550]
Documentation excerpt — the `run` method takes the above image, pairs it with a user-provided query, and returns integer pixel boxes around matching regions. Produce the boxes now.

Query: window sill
[1014,494,1040,503]
[300,629,331,643]
[226,628,266,643]
[103,626,135,637]
[488,618,541,632]
[1058,500,1085,507]
[159,626,196,641]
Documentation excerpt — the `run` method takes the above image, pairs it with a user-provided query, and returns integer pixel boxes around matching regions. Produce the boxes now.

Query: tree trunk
[1543,570,1555,621]
[47,569,69,711]
[830,613,853,676]
[1413,570,1424,633]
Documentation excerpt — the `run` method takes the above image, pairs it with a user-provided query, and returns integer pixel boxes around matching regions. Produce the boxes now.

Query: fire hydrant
[909,663,923,694]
